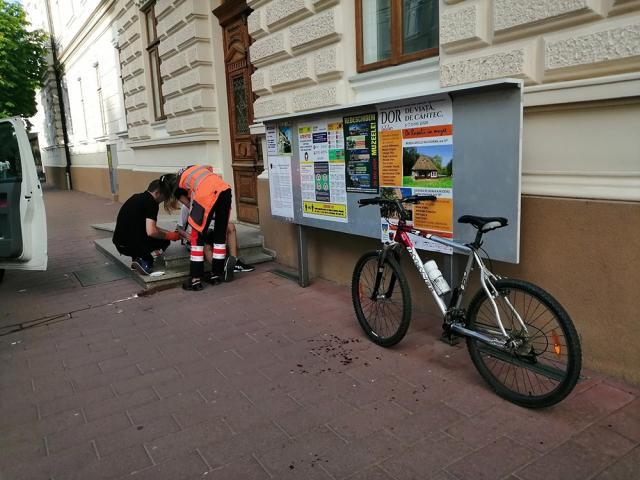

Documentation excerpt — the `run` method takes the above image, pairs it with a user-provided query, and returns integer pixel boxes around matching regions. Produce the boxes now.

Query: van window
[0,123,22,183]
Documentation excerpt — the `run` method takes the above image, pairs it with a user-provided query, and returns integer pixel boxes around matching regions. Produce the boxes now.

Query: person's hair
[147,179,161,192]
[157,173,180,212]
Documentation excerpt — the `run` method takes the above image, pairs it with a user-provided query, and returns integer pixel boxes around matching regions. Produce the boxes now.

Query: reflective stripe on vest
[182,166,210,191]
[191,170,210,192]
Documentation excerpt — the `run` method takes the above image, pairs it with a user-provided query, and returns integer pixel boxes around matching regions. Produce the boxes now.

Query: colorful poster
[298,120,348,223]
[276,123,293,156]
[378,95,454,254]
[343,113,378,193]
[267,155,295,220]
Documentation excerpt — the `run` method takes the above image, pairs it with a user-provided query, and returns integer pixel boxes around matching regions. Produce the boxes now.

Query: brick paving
[1,187,639,480]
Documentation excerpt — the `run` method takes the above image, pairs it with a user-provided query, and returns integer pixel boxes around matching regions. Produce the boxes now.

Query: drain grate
[74,263,129,287]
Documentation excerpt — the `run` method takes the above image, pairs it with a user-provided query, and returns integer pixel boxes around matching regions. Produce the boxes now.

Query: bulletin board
[263,79,522,263]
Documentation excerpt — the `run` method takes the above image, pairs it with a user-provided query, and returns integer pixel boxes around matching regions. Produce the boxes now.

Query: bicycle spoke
[469,280,579,404]
[353,253,410,347]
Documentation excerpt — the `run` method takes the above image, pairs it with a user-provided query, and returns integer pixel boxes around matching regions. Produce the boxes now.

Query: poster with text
[267,155,295,220]
[344,112,378,193]
[299,120,348,223]
[266,123,295,220]
[378,95,454,254]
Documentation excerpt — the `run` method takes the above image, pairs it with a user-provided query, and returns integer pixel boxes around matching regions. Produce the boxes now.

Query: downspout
[45,0,73,190]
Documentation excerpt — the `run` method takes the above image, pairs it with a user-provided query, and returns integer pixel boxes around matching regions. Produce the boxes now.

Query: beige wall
[259,178,640,385]
[44,167,68,191]
[66,166,165,202]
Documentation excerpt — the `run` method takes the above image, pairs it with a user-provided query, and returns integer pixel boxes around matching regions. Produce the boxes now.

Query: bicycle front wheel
[351,251,411,347]
[466,278,581,408]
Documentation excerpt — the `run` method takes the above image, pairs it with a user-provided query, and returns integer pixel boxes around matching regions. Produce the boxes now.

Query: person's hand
[165,231,180,241]
[176,226,189,240]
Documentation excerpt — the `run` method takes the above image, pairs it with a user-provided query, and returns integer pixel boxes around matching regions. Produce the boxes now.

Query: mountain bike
[353,195,581,408]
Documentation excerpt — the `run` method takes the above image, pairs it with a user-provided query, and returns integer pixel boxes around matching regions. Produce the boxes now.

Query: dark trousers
[189,189,232,278]
[115,237,170,263]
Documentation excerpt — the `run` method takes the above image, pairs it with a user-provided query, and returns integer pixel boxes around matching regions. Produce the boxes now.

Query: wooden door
[214,1,262,224]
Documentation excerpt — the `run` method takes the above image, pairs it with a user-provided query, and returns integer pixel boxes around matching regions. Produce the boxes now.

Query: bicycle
[352,195,582,408]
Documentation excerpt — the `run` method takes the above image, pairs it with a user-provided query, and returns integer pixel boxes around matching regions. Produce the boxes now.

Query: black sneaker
[223,255,236,282]
[234,259,255,273]
[132,257,153,275]
[205,273,222,285]
[182,278,203,291]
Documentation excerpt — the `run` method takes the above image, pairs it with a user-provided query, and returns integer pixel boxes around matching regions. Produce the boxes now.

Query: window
[0,123,22,183]
[356,0,438,73]
[143,2,165,120]
[77,77,89,140]
[94,62,107,136]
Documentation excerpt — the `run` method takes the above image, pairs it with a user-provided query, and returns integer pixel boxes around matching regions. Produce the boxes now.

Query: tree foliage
[0,0,48,118]
[403,147,419,176]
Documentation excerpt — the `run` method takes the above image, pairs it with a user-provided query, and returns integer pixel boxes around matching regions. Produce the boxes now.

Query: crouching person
[112,176,181,275]
[163,165,232,291]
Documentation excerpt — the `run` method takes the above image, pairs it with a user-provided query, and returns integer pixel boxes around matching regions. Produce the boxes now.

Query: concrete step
[93,219,275,288]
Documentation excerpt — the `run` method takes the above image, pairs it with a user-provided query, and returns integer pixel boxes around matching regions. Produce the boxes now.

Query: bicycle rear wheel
[466,278,581,408]
[351,251,411,347]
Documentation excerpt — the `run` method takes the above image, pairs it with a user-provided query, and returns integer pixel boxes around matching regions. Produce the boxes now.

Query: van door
[0,117,48,271]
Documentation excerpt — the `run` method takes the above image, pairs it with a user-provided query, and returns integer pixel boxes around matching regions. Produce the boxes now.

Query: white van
[0,117,47,280]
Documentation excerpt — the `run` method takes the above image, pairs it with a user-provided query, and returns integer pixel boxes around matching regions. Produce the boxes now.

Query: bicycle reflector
[552,330,562,357]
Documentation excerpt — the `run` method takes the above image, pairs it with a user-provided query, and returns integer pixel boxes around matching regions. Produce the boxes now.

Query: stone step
[93,218,275,287]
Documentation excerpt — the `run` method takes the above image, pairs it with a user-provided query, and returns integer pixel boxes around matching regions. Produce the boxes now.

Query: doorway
[213,1,263,224]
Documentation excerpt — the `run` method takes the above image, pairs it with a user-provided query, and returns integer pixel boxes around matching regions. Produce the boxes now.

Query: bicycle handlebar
[357,195,437,207]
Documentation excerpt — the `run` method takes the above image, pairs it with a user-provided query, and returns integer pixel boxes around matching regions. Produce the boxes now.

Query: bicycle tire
[351,251,412,347]
[466,278,581,408]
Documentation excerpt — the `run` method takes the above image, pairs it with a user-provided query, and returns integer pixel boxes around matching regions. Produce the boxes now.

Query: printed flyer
[266,124,295,220]
[343,112,378,193]
[378,95,454,254]
[298,120,348,223]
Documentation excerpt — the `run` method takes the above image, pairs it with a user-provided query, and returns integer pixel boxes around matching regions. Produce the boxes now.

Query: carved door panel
[216,2,262,224]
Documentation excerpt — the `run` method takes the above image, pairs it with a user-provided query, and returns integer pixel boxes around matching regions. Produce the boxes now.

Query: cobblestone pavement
[1,188,639,480]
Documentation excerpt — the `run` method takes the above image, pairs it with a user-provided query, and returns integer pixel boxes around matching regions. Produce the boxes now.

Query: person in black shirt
[112,177,183,275]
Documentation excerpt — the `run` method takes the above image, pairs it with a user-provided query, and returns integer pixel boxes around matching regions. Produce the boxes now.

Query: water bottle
[424,260,451,296]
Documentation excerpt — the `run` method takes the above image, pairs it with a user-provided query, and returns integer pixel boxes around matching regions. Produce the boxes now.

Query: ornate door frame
[213,1,262,224]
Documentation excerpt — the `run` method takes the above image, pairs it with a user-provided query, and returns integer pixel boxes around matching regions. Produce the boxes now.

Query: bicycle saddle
[458,215,508,232]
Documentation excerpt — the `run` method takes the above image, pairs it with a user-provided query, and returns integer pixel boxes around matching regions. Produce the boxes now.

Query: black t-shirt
[113,191,159,248]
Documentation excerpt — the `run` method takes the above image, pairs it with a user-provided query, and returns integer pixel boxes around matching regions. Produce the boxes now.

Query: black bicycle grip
[405,195,437,203]
[358,197,381,207]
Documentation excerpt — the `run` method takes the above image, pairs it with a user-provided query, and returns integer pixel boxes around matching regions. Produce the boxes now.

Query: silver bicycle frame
[395,229,527,345]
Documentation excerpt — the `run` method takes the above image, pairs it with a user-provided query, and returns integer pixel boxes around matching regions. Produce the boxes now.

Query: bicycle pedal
[439,332,461,346]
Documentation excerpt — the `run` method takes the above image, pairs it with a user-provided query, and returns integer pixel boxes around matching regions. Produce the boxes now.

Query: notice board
[263,79,523,263]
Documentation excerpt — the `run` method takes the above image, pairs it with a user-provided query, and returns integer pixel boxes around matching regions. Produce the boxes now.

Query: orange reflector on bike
[552,330,561,357]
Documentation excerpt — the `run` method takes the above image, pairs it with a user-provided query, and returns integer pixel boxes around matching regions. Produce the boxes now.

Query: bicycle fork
[370,244,400,301]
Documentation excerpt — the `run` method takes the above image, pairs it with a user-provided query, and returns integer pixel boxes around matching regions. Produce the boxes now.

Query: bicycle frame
[385,220,528,350]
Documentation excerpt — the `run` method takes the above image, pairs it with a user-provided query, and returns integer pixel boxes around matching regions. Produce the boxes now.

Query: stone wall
[247,0,348,119]
[115,0,222,140]
[440,0,640,86]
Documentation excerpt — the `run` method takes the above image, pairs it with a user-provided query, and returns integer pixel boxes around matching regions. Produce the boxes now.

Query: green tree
[0,0,48,118]
[402,147,419,176]
[431,154,443,173]
[445,159,453,177]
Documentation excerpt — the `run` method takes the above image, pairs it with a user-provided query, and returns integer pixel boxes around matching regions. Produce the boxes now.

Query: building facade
[31,0,263,223]
[246,0,640,384]
[30,0,640,383]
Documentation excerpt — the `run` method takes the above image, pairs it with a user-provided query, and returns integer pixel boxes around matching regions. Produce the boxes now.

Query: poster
[344,112,378,193]
[267,124,295,220]
[299,120,348,223]
[378,95,454,254]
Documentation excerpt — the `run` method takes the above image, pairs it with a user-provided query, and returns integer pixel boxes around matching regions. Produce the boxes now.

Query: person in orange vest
[163,165,234,291]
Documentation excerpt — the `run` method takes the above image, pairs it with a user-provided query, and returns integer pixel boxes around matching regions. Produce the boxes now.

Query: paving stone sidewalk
[1,188,639,480]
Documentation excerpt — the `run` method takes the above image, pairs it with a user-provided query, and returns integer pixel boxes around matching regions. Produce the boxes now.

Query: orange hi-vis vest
[178,165,230,233]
